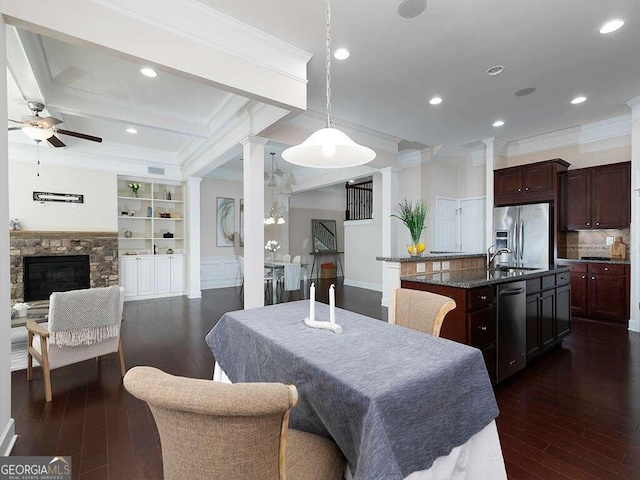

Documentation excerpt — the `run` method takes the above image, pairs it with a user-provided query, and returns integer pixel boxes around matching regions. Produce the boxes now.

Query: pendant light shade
[282,0,376,169]
[282,128,376,168]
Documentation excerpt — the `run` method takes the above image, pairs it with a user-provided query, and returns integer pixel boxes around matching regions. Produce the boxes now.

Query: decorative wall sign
[33,191,84,203]
[216,197,235,247]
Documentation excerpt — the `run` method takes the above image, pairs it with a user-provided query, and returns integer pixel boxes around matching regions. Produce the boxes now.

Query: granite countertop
[557,257,630,265]
[377,253,485,263]
[401,266,570,289]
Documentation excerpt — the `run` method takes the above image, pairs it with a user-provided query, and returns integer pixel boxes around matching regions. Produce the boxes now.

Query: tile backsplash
[561,229,630,260]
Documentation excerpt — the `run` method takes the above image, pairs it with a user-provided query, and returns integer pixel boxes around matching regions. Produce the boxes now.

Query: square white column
[380,167,399,309]
[242,136,268,309]
[186,176,202,299]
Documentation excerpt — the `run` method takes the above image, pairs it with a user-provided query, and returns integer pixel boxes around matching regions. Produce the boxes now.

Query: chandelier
[282,0,376,168]
[264,152,287,225]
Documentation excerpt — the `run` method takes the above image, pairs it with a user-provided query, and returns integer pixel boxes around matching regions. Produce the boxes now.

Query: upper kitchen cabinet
[565,162,630,230]
[494,159,570,206]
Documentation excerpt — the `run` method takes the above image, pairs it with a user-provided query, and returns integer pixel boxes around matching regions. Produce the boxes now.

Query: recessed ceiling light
[397,0,427,19]
[429,96,443,105]
[492,120,505,127]
[599,19,624,34]
[514,87,536,97]
[126,128,138,134]
[140,67,157,78]
[486,65,505,76]
[334,48,350,60]
[571,96,587,105]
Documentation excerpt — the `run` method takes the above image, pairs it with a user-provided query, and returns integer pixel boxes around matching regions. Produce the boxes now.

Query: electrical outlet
[416,263,426,273]
[442,261,450,271]
[432,261,441,272]
[606,236,614,246]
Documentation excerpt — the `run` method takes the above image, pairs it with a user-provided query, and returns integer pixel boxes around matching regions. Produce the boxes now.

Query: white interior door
[460,197,486,253]
[435,197,458,252]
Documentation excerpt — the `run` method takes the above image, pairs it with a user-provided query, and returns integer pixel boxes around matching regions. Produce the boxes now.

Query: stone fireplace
[10,231,119,303]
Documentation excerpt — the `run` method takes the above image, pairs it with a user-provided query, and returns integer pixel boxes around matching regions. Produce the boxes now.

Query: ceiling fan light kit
[8,101,103,148]
[282,0,376,169]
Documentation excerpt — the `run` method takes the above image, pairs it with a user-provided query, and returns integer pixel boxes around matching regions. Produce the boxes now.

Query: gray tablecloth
[206,301,498,480]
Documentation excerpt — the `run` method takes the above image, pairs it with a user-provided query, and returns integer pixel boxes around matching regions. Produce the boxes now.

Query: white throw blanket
[49,286,121,347]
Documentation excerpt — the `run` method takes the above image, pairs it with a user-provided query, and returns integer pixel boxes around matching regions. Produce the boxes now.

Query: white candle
[310,282,315,321]
[329,284,335,327]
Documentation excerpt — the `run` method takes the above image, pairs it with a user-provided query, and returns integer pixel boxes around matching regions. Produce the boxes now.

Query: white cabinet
[155,256,171,294]
[169,255,184,292]
[120,255,185,300]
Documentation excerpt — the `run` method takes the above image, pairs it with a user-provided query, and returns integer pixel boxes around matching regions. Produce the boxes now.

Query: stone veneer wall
[10,231,119,302]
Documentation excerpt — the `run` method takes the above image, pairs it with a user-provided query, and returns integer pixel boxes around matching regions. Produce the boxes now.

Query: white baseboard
[187,290,202,299]
[343,279,382,292]
[0,418,16,456]
[201,279,241,290]
[124,292,184,302]
[628,318,639,333]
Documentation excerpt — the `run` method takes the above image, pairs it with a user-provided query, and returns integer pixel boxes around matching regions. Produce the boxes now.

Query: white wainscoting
[201,256,241,290]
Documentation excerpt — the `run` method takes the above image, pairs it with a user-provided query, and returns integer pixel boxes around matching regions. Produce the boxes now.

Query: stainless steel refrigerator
[493,203,552,268]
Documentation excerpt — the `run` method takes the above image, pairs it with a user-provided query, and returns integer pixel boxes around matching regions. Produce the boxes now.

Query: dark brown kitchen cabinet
[565,162,630,230]
[555,285,571,339]
[526,294,542,361]
[566,171,592,230]
[556,261,629,322]
[494,159,569,206]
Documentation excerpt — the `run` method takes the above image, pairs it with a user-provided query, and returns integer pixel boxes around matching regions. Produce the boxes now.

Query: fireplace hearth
[24,255,90,301]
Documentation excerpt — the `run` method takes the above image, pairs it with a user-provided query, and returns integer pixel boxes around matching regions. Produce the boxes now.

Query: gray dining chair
[391,288,456,337]
[124,366,345,480]
[238,256,275,303]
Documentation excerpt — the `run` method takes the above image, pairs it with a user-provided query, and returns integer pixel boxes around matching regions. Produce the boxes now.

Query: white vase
[17,309,27,318]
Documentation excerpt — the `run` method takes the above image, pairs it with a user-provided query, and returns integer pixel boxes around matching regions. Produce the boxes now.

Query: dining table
[205,301,506,480]
[263,261,309,304]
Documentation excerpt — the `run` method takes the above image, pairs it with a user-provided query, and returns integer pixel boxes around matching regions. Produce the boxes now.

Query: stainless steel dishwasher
[496,281,526,383]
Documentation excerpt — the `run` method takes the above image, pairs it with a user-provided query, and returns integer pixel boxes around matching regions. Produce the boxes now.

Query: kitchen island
[400,265,571,383]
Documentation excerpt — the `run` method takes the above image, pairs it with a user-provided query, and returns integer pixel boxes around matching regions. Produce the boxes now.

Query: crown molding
[628,95,640,122]
[89,0,312,84]
[508,114,632,158]
[398,148,432,169]
[9,141,184,180]
[287,110,402,155]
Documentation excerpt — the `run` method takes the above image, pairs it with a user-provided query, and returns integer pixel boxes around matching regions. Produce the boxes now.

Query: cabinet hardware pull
[596,222,600,226]
[591,276,595,280]
[518,188,521,192]
[581,275,586,279]
[479,295,487,300]
[525,187,529,191]
[480,326,487,331]
[604,267,608,271]
[587,222,590,226]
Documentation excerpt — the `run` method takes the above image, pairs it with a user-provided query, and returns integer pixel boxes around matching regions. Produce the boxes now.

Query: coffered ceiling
[198,0,640,147]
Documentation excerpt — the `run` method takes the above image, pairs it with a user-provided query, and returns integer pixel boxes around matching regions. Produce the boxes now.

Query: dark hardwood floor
[10,281,640,480]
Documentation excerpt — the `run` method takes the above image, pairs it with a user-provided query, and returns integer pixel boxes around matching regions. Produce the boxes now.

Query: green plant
[390,199,429,243]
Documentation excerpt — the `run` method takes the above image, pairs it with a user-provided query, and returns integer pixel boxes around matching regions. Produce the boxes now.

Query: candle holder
[303,283,343,334]
[303,316,343,334]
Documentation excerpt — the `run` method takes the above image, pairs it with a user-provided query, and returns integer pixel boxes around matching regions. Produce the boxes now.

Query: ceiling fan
[7,101,102,148]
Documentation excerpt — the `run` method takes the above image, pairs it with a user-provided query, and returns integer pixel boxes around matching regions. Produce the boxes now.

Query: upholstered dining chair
[292,255,301,263]
[124,366,345,480]
[391,288,456,337]
[281,254,291,263]
[26,286,126,402]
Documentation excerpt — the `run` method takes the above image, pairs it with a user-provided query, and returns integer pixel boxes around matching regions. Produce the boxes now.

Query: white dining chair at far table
[238,256,276,303]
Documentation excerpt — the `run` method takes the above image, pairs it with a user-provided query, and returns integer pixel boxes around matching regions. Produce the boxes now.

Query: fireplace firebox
[23,255,90,302]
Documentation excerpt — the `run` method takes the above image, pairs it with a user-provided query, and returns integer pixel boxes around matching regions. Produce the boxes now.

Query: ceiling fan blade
[8,127,22,131]
[47,135,66,148]
[41,116,63,127]
[56,129,102,143]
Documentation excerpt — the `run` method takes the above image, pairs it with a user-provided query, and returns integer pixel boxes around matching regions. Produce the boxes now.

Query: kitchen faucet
[487,245,512,269]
